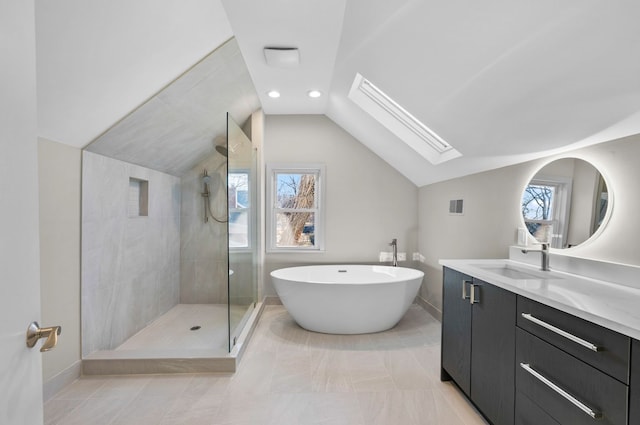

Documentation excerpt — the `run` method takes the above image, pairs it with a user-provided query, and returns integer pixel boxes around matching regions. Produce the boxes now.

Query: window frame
[266,163,326,253]
[228,169,253,251]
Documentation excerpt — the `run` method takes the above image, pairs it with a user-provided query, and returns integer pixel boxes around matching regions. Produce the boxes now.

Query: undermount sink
[472,262,561,280]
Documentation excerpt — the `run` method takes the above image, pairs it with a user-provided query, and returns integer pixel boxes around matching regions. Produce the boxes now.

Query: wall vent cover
[449,199,464,215]
[348,73,461,165]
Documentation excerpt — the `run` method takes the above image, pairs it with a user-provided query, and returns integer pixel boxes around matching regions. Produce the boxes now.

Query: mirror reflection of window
[522,180,569,248]
[521,158,610,249]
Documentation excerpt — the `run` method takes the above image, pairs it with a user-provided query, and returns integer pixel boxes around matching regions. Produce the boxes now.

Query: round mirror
[521,158,609,249]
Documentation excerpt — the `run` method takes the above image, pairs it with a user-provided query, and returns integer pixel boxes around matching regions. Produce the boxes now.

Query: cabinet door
[630,339,640,425]
[471,278,516,425]
[441,267,472,396]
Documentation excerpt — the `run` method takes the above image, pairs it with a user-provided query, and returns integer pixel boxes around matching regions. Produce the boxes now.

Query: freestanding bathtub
[270,265,424,334]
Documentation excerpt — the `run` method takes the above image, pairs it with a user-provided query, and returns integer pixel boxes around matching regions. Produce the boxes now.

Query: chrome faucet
[389,238,398,267]
[521,243,550,271]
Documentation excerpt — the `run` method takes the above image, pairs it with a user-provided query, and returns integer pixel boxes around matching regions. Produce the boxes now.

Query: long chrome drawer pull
[521,313,602,352]
[520,363,602,420]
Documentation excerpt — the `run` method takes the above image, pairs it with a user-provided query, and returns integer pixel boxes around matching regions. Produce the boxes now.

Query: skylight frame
[348,73,461,165]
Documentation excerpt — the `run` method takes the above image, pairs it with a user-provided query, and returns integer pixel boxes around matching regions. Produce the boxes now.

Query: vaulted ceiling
[36,1,640,186]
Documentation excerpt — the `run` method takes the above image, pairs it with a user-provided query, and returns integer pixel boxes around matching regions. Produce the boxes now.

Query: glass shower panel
[227,113,258,351]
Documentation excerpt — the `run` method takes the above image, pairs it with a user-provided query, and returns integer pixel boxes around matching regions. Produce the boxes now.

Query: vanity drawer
[516,328,628,425]
[515,391,560,425]
[517,296,630,383]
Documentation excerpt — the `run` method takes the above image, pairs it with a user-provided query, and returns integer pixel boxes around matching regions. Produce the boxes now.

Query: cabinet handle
[470,284,479,304]
[521,313,602,352]
[461,280,471,300]
[520,363,602,420]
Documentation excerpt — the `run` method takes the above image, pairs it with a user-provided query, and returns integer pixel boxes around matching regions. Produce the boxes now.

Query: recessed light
[308,90,322,98]
[267,90,281,98]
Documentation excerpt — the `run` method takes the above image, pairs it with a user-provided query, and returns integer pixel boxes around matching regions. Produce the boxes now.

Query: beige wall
[417,134,640,316]
[263,115,419,296]
[38,138,82,392]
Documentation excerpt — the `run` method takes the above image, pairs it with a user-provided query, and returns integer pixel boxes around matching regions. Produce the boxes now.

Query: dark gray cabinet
[515,391,560,425]
[441,267,516,425]
[442,265,639,425]
[516,328,627,425]
[516,296,630,425]
[441,268,472,394]
[630,339,640,424]
[517,297,630,383]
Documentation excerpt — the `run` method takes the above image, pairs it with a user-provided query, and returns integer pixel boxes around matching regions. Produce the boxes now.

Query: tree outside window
[267,164,324,251]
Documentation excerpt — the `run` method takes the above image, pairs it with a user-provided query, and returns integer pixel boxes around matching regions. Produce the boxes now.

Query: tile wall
[180,153,229,303]
[81,152,181,356]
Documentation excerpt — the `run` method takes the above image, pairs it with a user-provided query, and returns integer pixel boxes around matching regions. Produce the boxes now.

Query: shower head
[215,145,228,157]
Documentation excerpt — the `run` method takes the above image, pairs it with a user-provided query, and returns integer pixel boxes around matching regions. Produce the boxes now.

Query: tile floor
[45,305,488,425]
[114,304,248,353]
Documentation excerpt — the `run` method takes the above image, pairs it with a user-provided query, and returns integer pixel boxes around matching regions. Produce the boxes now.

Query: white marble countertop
[439,258,640,341]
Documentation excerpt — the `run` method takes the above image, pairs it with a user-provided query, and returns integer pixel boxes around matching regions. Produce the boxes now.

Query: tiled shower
[80,118,257,362]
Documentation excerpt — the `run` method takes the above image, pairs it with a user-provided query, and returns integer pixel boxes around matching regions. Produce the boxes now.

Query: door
[471,278,516,425]
[441,267,473,395]
[0,1,44,423]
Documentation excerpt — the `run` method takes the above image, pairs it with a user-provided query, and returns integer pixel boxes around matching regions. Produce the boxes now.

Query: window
[522,177,571,248]
[228,172,250,248]
[267,164,325,252]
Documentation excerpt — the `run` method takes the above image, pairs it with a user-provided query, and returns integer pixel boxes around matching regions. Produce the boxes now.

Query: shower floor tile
[115,304,248,352]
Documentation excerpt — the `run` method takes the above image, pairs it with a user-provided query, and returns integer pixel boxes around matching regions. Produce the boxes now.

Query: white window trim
[228,169,254,252]
[266,163,325,253]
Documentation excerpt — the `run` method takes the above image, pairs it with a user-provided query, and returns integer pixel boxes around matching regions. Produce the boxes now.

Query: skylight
[348,73,461,165]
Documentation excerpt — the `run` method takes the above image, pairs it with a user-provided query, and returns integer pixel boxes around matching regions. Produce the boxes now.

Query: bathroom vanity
[440,258,640,425]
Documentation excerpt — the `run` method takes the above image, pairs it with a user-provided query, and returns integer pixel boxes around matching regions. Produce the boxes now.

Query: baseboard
[263,295,282,305]
[415,296,442,322]
[43,360,82,401]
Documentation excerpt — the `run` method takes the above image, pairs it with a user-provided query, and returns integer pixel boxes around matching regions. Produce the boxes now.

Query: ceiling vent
[348,73,461,165]
[263,47,299,68]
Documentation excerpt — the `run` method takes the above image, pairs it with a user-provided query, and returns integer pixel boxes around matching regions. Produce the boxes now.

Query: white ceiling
[36,0,233,148]
[36,1,640,186]
[223,0,640,185]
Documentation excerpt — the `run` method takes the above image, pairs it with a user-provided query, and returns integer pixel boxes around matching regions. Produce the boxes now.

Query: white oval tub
[270,265,424,334]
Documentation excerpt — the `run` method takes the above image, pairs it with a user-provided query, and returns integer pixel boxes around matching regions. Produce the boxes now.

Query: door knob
[26,322,61,352]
